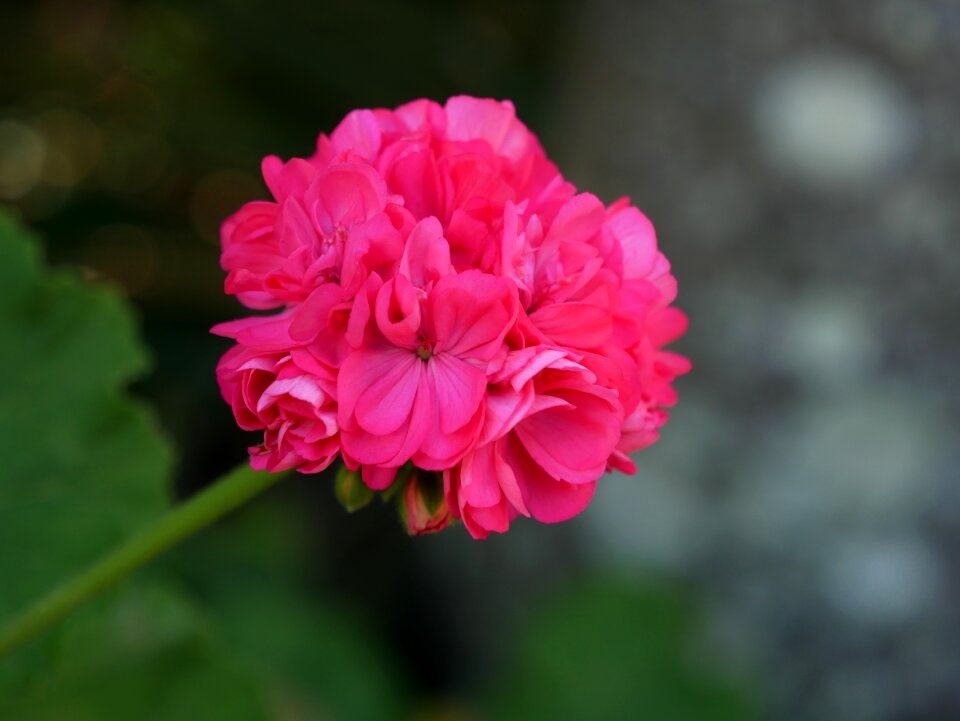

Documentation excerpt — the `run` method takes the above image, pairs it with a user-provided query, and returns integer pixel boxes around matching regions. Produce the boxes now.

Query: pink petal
[330,110,382,162]
[276,197,315,255]
[529,302,613,348]
[514,387,620,483]
[340,214,403,297]
[480,383,534,444]
[395,99,446,134]
[459,445,503,507]
[374,274,421,350]
[414,402,483,470]
[469,441,529,516]
[383,147,443,219]
[345,272,384,349]
[339,381,430,467]
[306,162,387,235]
[443,96,532,162]
[504,435,597,523]
[289,283,343,342]
[262,156,316,202]
[399,217,452,288]
[607,205,658,280]
[523,473,596,524]
[647,307,689,347]
[425,353,486,434]
[362,464,398,491]
[428,271,517,361]
[211,310,296,351]
[542,193,605,248]
[465,503,512,537]
[342,348,421,436]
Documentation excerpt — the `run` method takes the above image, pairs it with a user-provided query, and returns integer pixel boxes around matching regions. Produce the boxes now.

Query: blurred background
[1,0,959,719]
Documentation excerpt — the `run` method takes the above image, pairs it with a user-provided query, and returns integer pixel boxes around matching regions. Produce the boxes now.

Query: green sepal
[333,465,373,512]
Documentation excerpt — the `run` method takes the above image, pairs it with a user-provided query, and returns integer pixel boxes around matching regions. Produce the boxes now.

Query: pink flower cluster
[215,96,689,539]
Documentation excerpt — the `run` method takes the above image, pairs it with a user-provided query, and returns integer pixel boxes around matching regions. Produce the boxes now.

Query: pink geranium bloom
[214,95,689,539]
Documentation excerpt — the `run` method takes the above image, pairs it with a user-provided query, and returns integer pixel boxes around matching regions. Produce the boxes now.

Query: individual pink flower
[337,237,519,471]
[215,315,340,473]
[445,347,623,539]
[221,161,405,309]
[214,95,689,539]
[523,193,619,347]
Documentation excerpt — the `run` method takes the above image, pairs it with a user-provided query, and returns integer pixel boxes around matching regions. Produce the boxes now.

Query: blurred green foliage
[2,584,272,721]
[490,578,756,721]
[165,498,411,721]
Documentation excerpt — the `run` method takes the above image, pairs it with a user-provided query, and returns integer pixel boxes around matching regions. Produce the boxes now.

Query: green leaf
[0,212,174,611]
[487,576,757,721]
[0,212,174,683]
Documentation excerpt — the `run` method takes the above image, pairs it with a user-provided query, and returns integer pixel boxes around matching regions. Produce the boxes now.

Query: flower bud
[402,471,450,536]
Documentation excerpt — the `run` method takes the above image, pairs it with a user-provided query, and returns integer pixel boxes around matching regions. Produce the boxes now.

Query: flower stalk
[0,463,287,660]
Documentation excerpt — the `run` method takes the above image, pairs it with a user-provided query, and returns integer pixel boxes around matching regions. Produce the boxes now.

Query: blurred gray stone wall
[551,1,960,719]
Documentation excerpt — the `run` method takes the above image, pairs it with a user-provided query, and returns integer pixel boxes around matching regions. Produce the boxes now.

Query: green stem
[0,463,288,660]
